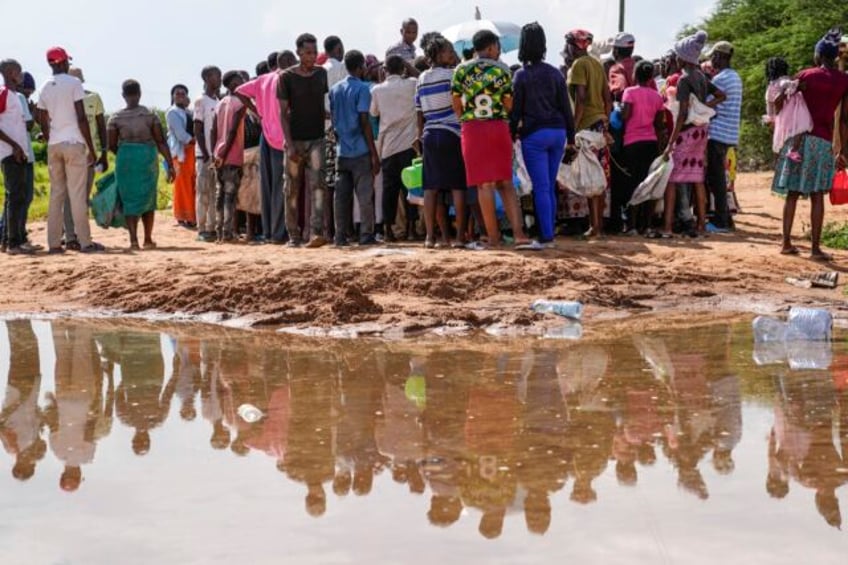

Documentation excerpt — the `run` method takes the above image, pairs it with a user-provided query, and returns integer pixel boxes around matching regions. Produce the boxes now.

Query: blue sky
[2,0,716,111]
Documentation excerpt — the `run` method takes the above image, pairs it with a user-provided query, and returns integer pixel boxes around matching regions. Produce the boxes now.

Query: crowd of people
[2,320,846,533]
[0,20,846,258]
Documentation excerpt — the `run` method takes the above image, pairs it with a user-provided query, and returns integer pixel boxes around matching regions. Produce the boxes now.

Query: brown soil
[3,172,848,334]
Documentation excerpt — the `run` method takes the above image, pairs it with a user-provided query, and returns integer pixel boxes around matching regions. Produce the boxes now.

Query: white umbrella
[442,9,522,54]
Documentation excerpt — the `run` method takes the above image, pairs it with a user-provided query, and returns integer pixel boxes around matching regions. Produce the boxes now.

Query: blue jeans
[260,136,286,242]
[521,128,566,242]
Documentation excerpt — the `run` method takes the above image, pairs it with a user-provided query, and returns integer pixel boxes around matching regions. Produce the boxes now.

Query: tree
[688,0,847,167]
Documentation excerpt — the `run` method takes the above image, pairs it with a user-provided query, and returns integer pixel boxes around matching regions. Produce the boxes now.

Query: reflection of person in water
[769,373,847,529]
[46,322,112,491]
[516,349,569,535]
[110,331,173,456]
[462,352,521,539]
[0,320,47,481]
[170,335,202,421]
[282,351,335,518]
[334,346,387,498]
[420,351,471,529]
[199,339,232,451]
[559,345,614,505]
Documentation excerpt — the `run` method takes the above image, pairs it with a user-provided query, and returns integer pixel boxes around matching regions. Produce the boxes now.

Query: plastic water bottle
[543,323,583,340]
[752,316,787,343]
[786,307,832,342]
[787,341,833,371]
[752,342,787,366]
[237,404,264,424]
[531,300,584,320]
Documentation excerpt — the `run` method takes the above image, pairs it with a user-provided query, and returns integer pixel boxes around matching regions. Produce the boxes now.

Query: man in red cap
[37,47,104,253]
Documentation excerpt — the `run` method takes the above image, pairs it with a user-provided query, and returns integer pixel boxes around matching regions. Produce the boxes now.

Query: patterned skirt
[669,125,708,184]
[772,134,835,197]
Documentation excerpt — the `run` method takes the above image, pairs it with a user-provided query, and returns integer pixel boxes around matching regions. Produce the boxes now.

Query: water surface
[0,319,846,564]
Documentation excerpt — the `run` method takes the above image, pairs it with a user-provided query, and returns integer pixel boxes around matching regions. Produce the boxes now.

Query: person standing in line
[661,31,725,237]
[166,84,197,229]
[330,51,380,246]
[322,36,347,241]
[193,66,222,243]
[565,29,612,239]
[235,51,292,244]
[63,66,108,250]
[210,71,248,243]
[278,33,330,248]
[370,55,418,243]
[14,73,38,250]
[705,41,743,233]
[0,59,38,255]
[416,38,469,248]
[621,60,667,235]
[386,18,421,78]
[511,23,576,248]
[36,47,104,254]
[107,80,175,250]
[773,28,848,261]
[451,30,532,249]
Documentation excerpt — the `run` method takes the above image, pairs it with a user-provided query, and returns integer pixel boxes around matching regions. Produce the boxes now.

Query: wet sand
[2,172,847,333]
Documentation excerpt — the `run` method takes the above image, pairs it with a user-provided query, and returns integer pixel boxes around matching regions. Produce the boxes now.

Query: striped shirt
[415,67,460,135]
[708,68,743,145]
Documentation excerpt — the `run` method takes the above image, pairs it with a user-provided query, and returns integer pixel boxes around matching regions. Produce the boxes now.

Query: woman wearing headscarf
[660,31,726,237]
[108,80,175,250]
[773,28,848,261]
[166,84,196,228]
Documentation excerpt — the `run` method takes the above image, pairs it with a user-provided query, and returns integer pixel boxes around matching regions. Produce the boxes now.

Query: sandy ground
[2,172,847,335]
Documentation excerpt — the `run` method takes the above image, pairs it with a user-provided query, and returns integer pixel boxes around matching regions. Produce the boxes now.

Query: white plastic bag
[513,140,533,197]
[629,156,674,207]
[666,93,716,127]
[557,130,608,198]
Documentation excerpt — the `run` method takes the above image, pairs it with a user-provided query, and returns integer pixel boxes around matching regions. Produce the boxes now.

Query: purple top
[510,62,575,144]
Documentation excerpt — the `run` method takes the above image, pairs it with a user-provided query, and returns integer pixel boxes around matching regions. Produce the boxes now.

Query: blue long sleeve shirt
[511,62,575,145]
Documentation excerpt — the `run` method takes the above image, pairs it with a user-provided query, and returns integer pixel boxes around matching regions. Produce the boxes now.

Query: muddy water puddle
[0,319,846,564]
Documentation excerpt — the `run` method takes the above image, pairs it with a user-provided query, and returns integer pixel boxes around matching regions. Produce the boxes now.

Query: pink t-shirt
[235,72,285,151]
[622,85,665,146]
[213,95,245,166]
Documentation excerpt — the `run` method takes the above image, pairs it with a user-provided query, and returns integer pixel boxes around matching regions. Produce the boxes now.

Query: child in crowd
[329,50,380,246]
[416,38,468,248]
[210,71,247,243]
[764,57,808,160]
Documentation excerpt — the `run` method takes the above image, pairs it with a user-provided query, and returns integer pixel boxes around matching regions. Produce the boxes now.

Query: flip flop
[780,247,800,256]
[515,241,544,251]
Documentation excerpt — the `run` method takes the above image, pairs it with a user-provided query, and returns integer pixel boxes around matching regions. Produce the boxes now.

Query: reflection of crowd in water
[2,321,848,535]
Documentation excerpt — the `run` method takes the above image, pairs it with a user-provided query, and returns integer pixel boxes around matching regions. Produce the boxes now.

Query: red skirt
[460,120,512,186]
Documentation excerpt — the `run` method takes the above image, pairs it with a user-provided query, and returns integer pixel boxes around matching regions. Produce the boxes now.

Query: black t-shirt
[277,66,329,141]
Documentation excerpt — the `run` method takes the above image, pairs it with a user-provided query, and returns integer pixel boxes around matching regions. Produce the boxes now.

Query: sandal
[647,231,673,239]
[424,239,436,249]
[811,252,833,263]
[515,240,544,251]
[80,242,106,253]
[143,241,157,250]
[66,240,82,252]
[780,246,800,256]
[48,247,66,255]
[464,241,487,251]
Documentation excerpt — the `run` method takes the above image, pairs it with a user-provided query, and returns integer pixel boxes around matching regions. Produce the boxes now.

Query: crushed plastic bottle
[752,316,787,343]
[543,323,583,340]
[531,300,583,320]
[786,307,832,342]
[786,341,833,371]
[237,404,264,424]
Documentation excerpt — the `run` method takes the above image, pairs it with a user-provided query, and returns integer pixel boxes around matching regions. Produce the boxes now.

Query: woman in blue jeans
[511,22,575,246]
